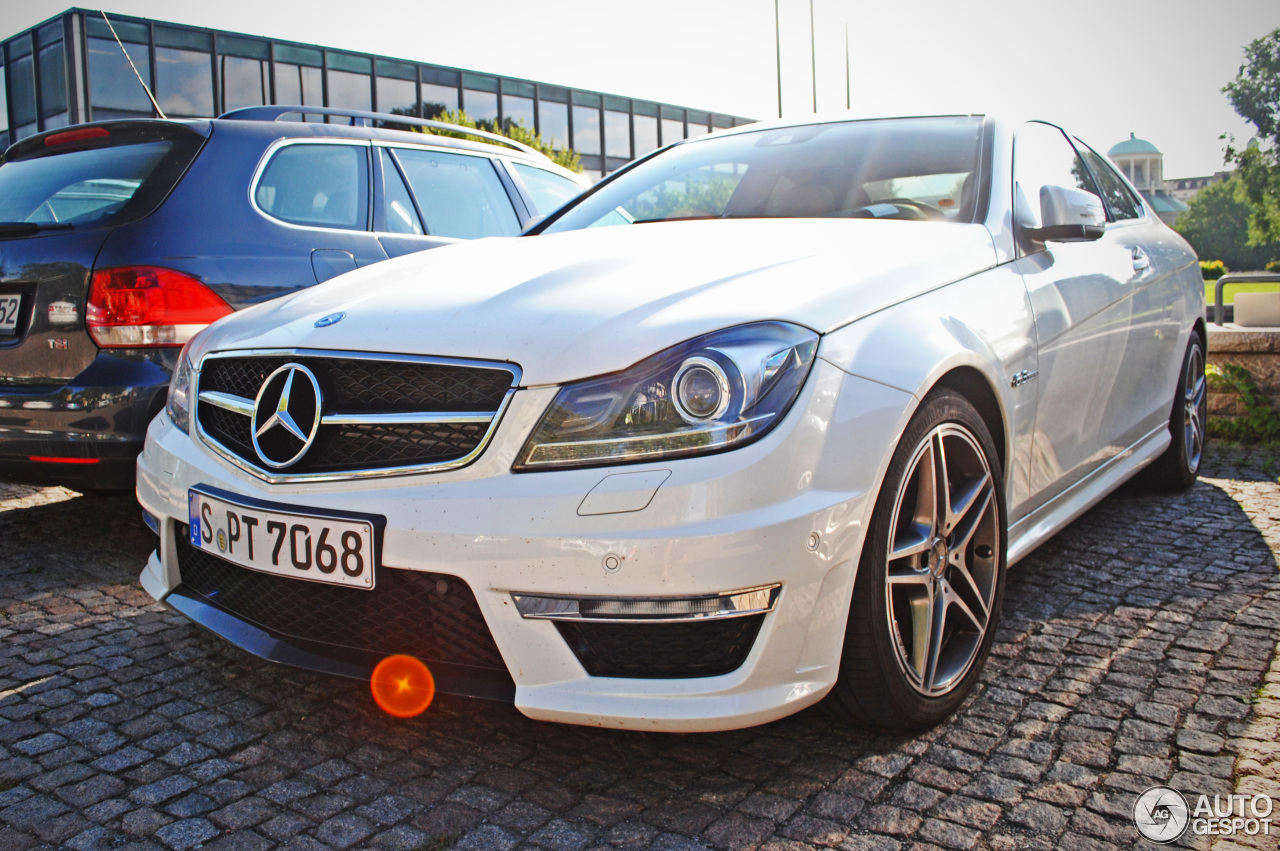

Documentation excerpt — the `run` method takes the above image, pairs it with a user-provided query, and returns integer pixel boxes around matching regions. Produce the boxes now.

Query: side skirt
[1007,424,1170,566]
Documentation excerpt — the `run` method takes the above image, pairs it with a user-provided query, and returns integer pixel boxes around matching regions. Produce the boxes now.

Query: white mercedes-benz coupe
[137,115,1205,732]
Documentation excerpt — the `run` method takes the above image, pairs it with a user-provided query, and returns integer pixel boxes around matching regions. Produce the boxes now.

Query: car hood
[194,218,997,386]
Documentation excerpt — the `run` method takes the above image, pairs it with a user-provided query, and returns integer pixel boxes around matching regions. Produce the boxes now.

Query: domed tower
[1108,132,1163,191]
[1107,133,1188,225]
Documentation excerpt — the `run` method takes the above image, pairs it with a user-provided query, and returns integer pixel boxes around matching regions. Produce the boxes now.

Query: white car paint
[186,218,999,386]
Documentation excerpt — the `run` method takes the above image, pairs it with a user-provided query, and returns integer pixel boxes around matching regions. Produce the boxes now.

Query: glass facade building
[0,9,752,180]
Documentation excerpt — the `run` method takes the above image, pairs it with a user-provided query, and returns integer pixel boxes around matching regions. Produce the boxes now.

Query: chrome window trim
[247,137,374,235]
[370,138,583,184]
[246,138,583,238]
[193,348,521,484]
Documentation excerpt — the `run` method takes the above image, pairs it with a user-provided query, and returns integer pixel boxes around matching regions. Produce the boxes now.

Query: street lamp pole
[810,0,817,113]
[775,0,783,118]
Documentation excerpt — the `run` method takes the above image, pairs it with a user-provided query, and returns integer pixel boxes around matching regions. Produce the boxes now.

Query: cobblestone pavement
[0,445,1275,851]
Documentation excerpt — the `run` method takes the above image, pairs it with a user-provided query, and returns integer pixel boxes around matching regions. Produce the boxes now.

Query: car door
[1074,140,1183,443]
[1012,122,1147,514]
[249,140,389,285]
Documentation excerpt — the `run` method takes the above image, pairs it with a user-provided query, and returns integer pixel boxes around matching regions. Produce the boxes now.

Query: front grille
[195,352,517,480]
[199,356,511,411]
[175,524,508,673]
[555,616,765,679]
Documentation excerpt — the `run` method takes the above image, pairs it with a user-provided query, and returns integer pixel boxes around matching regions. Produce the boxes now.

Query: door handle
[1131,247,1150,274]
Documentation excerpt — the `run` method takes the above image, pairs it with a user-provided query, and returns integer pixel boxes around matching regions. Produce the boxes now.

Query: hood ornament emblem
[251,364,322,468]
[315,312,346,328]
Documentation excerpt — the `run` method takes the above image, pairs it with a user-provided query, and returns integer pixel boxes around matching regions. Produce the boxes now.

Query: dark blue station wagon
[0,106,587,490]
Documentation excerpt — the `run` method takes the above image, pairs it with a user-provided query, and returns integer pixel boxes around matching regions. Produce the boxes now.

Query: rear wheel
[829,389,1006,729]
[1141,335,1206,492]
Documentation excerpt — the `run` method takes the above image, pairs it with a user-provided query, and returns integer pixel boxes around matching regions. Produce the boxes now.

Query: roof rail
[217,105,541,157]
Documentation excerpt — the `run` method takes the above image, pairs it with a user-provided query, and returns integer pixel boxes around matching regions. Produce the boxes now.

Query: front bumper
[137,359,913,731]
[0,350,174,490]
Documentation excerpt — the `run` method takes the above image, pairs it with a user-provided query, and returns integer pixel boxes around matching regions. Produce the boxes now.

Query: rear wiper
[0,222,76,236]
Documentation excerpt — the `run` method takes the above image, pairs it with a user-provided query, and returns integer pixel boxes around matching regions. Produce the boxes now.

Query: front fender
[817,264,1038,517]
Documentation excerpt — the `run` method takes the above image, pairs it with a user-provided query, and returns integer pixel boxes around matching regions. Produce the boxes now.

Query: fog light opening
[371,654,435,718]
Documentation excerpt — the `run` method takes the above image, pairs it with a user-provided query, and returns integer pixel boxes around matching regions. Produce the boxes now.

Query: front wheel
[828,389,1006,729]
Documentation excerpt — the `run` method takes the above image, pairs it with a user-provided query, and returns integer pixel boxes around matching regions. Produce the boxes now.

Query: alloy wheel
[1184,343,1206,474]
[884,424,999,697]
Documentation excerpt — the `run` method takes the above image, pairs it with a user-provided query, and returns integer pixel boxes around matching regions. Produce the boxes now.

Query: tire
[1141,335,1206,492]
[828,388,1007,730]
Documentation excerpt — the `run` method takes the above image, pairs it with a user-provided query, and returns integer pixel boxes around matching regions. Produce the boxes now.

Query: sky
[8,0,1280,177]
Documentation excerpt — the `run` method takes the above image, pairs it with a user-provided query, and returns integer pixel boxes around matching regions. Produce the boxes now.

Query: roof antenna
[100,11,166,119]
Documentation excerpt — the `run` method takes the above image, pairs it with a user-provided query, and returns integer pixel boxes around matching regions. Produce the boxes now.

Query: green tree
[1174,176,1280,270]
[630,176,739,221]
[1223,28,1280,243]
[420,108,581,173]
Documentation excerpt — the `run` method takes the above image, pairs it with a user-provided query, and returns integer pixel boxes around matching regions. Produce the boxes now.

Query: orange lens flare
[370,655,435,718]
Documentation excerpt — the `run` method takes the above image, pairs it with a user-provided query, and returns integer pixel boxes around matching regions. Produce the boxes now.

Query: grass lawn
[1203,281,1280,304]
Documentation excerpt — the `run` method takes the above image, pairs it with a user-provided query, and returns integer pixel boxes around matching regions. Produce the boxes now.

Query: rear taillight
[87,266,232,348]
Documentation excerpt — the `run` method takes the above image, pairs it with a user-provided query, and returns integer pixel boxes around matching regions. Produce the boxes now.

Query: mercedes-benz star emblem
[251,363,322,469]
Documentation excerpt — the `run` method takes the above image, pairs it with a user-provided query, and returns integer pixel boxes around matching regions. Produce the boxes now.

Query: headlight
[515,321,818,470]
[166,342,194,433]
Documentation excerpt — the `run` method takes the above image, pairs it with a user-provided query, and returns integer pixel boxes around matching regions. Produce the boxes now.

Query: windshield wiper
[0,222,76,237]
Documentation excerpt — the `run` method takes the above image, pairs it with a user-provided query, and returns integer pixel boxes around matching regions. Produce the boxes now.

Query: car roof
[5,107,586,186]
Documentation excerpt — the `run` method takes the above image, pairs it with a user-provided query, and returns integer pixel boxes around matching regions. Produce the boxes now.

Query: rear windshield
[0,136,200,230]
[542,116,986,232]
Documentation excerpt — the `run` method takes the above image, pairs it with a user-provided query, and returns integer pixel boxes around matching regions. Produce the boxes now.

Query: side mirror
[1026,184,1105,242]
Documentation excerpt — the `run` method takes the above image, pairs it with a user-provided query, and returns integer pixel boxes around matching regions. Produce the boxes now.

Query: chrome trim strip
[196,390,517,484]
[198,390,255,417]
[510,584,782,624]
[321,411,495,426]
[195,395,496,427]
[192,349,521,484]
[247,138,377,236]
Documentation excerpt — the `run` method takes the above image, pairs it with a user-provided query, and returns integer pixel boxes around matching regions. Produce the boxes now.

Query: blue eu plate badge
[188,491,201,546]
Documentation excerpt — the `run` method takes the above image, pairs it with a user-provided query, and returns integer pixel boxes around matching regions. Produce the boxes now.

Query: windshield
[543,116,986,233]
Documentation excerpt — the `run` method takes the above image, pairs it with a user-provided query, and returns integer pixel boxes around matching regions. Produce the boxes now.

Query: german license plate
[188,489,377,589]
[0,295,20,335]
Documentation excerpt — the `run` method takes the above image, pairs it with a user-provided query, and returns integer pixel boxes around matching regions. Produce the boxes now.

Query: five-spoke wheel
[885,424,999,697]
[1144,335,1207,491]
[1181,341,1206,475]
[829,389,1006,729]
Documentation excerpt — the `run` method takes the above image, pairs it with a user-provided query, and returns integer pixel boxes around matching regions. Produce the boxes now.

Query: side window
[1012,122,1101,230]
[391,148,520,239]
[1075,142,1143,221]
[511,162,583,217]
[379,148,423,235]
[255,143,369,230]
